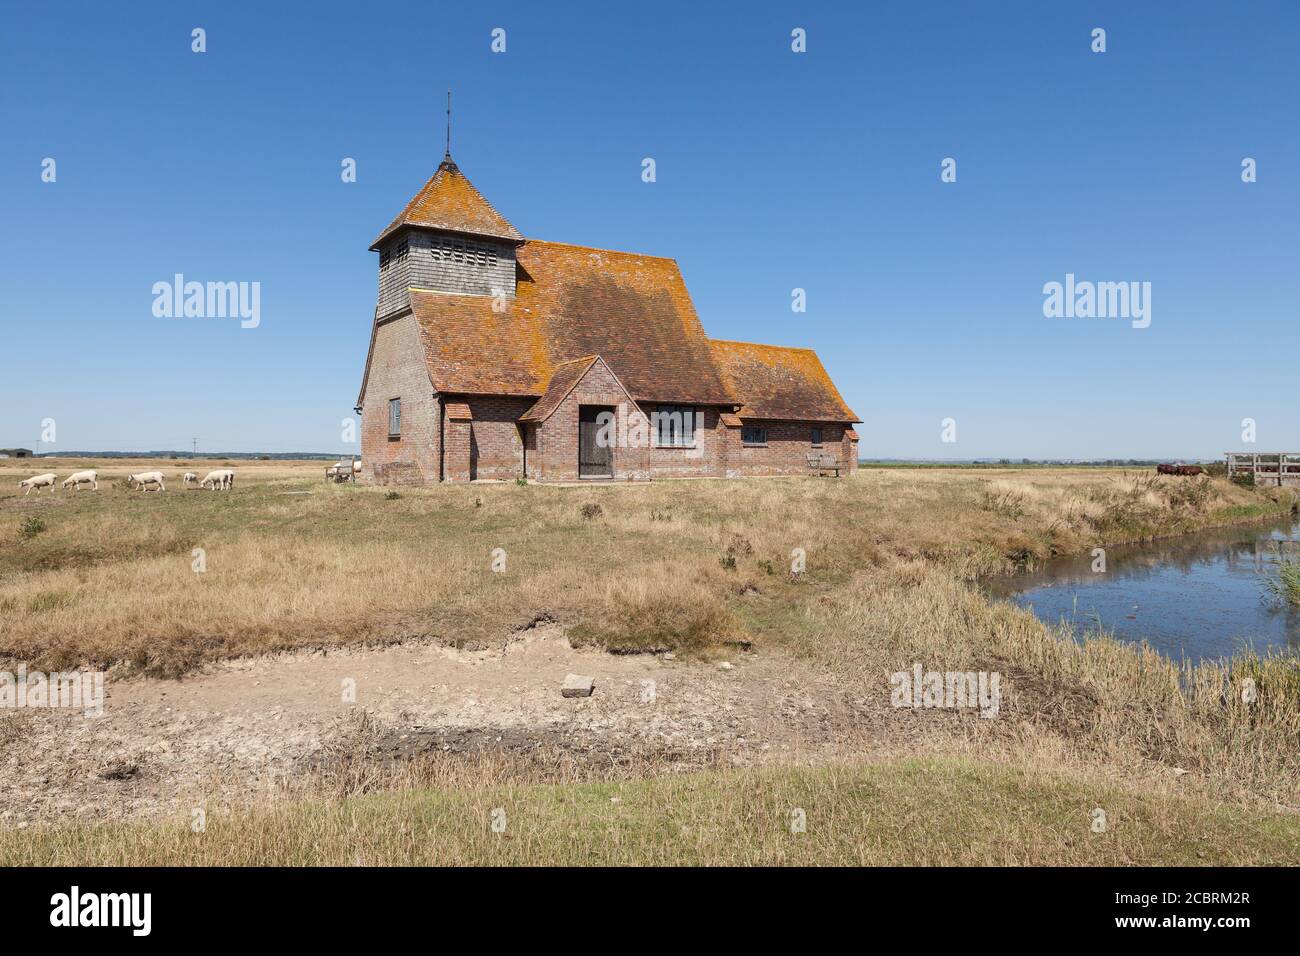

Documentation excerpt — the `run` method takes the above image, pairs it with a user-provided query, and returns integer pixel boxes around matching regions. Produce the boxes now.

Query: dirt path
[1,624,892,825]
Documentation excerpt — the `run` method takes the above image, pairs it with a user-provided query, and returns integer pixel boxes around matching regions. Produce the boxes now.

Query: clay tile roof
[720,412,743,428]
[445,401,473,420]
[519,356,599,423]
[708,339,859,423]
[371,156,523,249]
[407,240,736,406]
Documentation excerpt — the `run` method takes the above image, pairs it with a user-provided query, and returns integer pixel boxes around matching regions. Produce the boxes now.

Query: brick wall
[443,416,472,482]
[646,406,728,478]
[441,395,534,481]
[359,312,439,483]
[721,418,742,478]
[736,421,849,477]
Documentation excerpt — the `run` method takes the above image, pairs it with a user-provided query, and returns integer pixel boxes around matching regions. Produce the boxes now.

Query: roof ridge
[710,338,817,353]
[522,238,678,263]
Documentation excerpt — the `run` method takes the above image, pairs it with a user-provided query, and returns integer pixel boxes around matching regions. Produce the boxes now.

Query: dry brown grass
[1,461,1290,675]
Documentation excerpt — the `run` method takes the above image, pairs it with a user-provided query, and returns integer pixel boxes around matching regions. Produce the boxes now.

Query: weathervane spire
[445,90,452,161]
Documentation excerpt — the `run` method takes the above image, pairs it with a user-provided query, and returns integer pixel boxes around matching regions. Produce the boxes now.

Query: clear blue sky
[2,1,1297,458]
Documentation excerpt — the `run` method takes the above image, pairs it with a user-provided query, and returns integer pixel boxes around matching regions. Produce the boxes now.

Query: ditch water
[985,517,1300,664]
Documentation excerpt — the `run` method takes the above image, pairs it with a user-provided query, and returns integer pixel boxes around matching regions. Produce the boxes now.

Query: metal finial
[445,90,451,159]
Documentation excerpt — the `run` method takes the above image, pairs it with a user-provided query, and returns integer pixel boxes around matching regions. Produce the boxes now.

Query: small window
[388,398,401,438]
[742,425,767,446]
[811,427,823,447]
[653,406,696,447]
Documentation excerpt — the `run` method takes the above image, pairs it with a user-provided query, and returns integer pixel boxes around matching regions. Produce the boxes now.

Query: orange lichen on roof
[407,239,736,406]
[519,356,599,423]
[709,339,859,423]
[371,157,523,249]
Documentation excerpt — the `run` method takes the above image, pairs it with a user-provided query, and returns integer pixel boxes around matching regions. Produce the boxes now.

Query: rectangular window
[388,398,401,438]
[653,405,696,447]
[811,427,823,447]
[742,425,767,446]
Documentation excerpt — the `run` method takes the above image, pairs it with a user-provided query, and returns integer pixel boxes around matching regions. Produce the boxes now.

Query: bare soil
[1,624,919,825]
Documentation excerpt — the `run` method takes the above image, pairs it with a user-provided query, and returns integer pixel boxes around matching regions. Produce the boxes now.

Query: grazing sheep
[19,473,57,496]
[327,461,357,482]
[127,471,166,492]
[200,469,235,490]
[62,470,99,491]
[183,472,199,487]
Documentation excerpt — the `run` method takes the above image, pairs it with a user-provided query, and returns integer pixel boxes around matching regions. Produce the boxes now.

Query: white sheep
[183,472,198,487]
[127,471,165,492]
[19,473,57,495]
[200,469,235,490]
[327,461,358,482]
[62,470,99,491]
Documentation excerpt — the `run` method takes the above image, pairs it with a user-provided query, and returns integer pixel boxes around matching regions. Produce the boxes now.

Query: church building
[355,151,858,483]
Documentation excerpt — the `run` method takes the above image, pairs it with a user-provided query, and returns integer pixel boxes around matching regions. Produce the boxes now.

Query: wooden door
[578,406,613,478]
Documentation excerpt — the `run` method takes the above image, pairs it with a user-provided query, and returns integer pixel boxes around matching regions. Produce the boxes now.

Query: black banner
[0,866,1277,940]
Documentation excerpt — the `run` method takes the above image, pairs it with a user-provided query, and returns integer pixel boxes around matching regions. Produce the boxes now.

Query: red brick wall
[646,406,728,478]
[736,421,850,477]
[466,396,533,480]
[443,417,471,482]
[359,313,439,483]
[721,419,742,478]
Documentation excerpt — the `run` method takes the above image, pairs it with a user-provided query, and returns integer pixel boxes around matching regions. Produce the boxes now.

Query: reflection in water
[985,518,1300,664]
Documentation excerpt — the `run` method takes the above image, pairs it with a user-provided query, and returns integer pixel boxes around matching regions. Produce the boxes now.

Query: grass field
[3,459,1299,864]
[5,756,1297,866]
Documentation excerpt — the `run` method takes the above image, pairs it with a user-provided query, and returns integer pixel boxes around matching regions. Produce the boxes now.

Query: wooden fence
[1225,452,1300,486]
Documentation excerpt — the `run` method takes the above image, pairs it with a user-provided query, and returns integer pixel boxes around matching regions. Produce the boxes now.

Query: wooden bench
[807,452,841,477]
